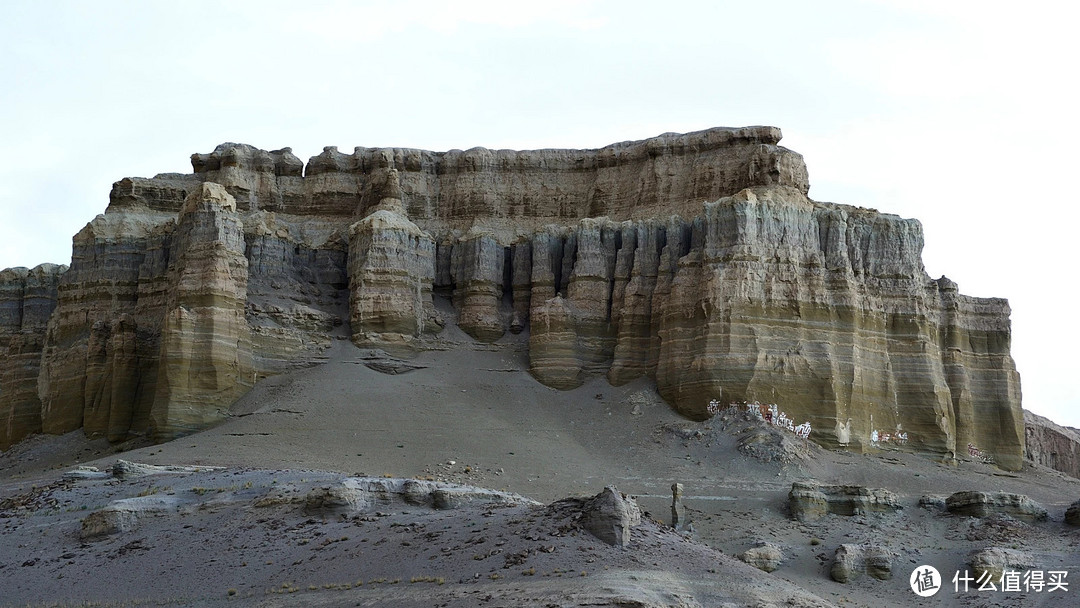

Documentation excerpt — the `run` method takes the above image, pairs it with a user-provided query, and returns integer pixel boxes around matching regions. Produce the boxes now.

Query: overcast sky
[2,0,1077,428]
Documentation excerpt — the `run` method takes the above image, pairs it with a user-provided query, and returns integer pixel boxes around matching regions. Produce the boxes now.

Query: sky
[1,0,1077,427]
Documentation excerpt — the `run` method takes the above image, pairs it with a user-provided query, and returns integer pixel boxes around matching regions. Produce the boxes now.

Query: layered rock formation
[0,264,66,449]
[151,183,253,439]
[1024,409,1080,479]
[830,544,893,583]
[788,481,901,522]
[0,127,1026,469]
[944,491,1048,523]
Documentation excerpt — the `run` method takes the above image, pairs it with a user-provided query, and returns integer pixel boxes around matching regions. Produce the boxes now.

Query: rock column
[151,183,252,440]
[347,186,441,349]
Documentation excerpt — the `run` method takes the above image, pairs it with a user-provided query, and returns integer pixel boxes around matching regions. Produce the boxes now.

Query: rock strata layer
[788,481,901,522]
[945,491,1048,522]
[968,547,1036,581]
[830,544,893,582]
[0,264,66,449]
[1024,409,1080,479]
[0,127,1026,467]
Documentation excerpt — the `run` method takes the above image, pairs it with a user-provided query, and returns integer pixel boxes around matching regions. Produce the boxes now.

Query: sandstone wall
[0,127,1027,468]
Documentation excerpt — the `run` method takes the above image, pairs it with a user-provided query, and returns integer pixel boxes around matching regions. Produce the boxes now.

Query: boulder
[580,486,641,547]
[945,491,1047,522]
[830,544,893,583]
[1065,499,1080,526]
[110,460,222,480]
[739,543,784,573]
[968,547,1036,581]
[789,481,901,522]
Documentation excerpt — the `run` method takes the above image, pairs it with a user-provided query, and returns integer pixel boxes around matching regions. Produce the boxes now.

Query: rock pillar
[151,183,252,440]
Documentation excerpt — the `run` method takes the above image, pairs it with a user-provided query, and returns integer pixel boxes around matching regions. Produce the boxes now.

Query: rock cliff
[1024,409,1080,478]
[0,264,66,449]
[0,127,1026,469]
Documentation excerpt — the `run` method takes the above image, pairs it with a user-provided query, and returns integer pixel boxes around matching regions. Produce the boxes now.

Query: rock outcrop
[945,491,1048,522]
[1024,409,1080,479]
[788,481,901,522]
[151,183,253,439]
[968,547,1036,581]
[579,486,641,547]
[0,264,66,449]
[1064,499,1080,526]
[80,496,181,540]
[740,542,784,572]
[0,127,1027,467]
[301,477,528,518]
[830,544,893,582]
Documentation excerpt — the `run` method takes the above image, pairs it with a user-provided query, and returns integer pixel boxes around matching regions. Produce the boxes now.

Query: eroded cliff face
[0,127,1025,469]
[0,264,66,449]
[1025,410,1080,478]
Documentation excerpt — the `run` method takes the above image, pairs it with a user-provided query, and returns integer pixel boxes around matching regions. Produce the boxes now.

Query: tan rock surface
[347,209,441,348]
[151,183,253,440]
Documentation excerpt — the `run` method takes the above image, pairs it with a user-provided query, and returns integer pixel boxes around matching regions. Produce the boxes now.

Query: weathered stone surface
[80,496,180,540]
[347,208,442,348]
[449,229,506,341]
[580,486,641,547]
[110,460,222,481]
[0,264,65,449]
[1064,499,1080,526]
[2,127,1029,464]
[789,481,901,522]
[1025,409,1080,479]
[302,478,532,517]
[968,547,1036,581]
[831,544,892,583]
[945,491,1048,522]
[670,482,686,530]
[38,207,172,440]
[918,495,946,511]
[740,542,784,573]
[529,294,582,389]
[151,183,253,440]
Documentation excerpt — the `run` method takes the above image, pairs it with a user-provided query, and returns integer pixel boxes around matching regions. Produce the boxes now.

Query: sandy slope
[2,313,1080,607]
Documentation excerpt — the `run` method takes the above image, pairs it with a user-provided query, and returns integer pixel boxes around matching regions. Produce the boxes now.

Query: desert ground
[2,307,1078,607]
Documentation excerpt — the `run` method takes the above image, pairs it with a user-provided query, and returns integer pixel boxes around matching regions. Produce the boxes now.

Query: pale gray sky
[2,0,1076,427]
